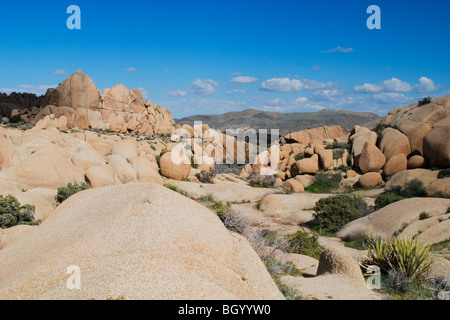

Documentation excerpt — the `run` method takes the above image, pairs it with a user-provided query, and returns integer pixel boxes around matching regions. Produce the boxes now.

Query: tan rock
[358,141,386,173]
[423,126,450,167]
[290,154,319,175]
[407,155,425,169]
[383,153,407,177]
[159,152,191,181]
[0,127,14,171]
[318,149,333,171]
[358,172,383,188]
[71,149,105,171]
[284,126,344,145]
[385,169,439,189]
[294,174,314,188]
[283,179,304,193]
[105,155,137,184]
[379,127,411,160]
[337,198,450,240]
[0,183,283,300]
[56,70,100,110]
[349,127,377,162]
[316,247,366,288]
[136,156,163,185]
[85,166,118,188]
[346,170,357,178]
[427,178,450,198]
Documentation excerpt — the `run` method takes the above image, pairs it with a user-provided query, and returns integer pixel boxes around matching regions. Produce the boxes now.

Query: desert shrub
[326,141,350,150]
[55,182,91,204]
[332,148,345,160]
[164,182,179,192]
[0,195,35,229]
[400,179,427,197]
[195,170,216,184]
[294,153,304,161]
[375,191,406,210]
[418,97,432,106]
[305,171,342,193]
[367,237,435,282]
[337,165,351,172]
[286,230,323,259]
[212,200,232,215]
[313,195,366,232]
[216,209,249,235]
[247,171,276,188]
[419,212,431,220]
[438,169,450,179]
[8,114,23,124]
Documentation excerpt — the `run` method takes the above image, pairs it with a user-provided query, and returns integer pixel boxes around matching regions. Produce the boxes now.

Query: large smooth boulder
[85,166,118,188]
[318,150,333,171]
[385,169,439,189]
[56,70,100,110]
[0,183,283,300]
[407,155,425,169]
[259,193,329,214]
[427,178,450,198]
[358,141,386,173]
[290,154,319,175]
[337,198,450,240]
[136,156,163,185]
[383,153,407,178]
[0,127,14,171]
[159,152,191,181]
[282,179,304,193]
[105,155,137,184]
[284,126,344,145]
[423,125,450,167]
[349,126,377,162]
[358,172,383,188]
[379,127,411,160]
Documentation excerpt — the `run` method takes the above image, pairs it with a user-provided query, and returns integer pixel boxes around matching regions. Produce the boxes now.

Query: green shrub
[55,182,91,204]
[8,114,23,124]
[212,200,232,215]
[286,230,323,259]
[400,179,427,197]
[326,142,350,150]
[367,237,434,283]
[418,97,432,106]
[438,169,450,179]
[375,191,406,210]
[313,195,367,232]
[332,148,345,160]
[294,153,304,161]
[247,171,276,188]
[305,171,342,193]
[0,195,35,229]
[337,165,352,172]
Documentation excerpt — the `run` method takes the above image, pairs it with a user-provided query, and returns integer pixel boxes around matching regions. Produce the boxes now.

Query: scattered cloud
[124,67,136,72]
[312,66,320,70]
[168,89,188,97]
[227,89,247,95]
[310,89,345,101]
[230,76,258,83]
[295,97,308,104]
[188,79,218,96]
[260,78,337,92]
[52,69,66,75]
[322,46,354,53]
[0,85,56,96]
[441,89,450,96]
[415,76,440,93]
[354,77,439,94]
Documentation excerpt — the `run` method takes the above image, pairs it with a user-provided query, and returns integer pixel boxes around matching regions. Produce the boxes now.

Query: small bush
[247,171,276,188]
[164,182,179,192]
[216,209,249,235]
[375,191,406,210]
[305,171,342,193]
[438,169,450,179]
[418,97,432,106]
[8,114,23,124]
[0,195,35,229]
[55,182,91,204]
[313,195,367,232]
[326,142,350,150]
[294,153,304,161]
[419,212,431,220]
[195,170,216,184]
[400,179,427,197]
[367,237,435,282]
[332,148,345,160]
[338,165,351,172]
[212,200,232,215]
[286,230,323,259]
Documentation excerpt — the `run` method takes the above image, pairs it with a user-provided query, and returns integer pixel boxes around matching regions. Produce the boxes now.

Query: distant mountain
[176,109,381,135]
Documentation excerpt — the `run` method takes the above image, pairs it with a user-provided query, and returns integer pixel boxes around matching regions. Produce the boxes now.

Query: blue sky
[0,0,449,118]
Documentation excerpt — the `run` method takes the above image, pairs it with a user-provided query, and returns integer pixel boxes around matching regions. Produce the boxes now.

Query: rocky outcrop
[11,70,175,135]
[284,126,344,145]
[0,183,284,300]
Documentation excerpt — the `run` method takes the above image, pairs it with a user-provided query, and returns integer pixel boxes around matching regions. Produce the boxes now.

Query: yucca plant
[367,237,435,282]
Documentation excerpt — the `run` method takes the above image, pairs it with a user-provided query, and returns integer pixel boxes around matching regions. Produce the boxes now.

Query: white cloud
[168,90,188,97]
[230,76,258,83]
[371,92,414,104]
[124,67,136,72]
[52,69,66,75]
[415,76,439,93]
[227,89,247,94]
[311,89,345,101]
[260,78,337,92]
[1,85,56,96]
[188,79,218,96]
[354,77,440,94]
[441,89,450,96]
[295,97,308,104]
[322,46,354,53]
